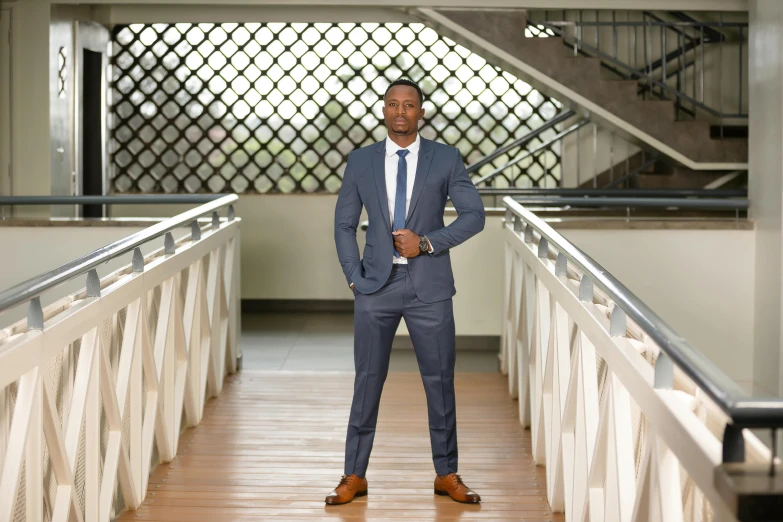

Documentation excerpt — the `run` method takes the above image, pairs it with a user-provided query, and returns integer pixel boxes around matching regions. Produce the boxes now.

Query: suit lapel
[406,138,434,224]
[372,141,391,233]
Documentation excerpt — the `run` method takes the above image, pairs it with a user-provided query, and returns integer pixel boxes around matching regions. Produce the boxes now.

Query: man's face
[382,85,425,137]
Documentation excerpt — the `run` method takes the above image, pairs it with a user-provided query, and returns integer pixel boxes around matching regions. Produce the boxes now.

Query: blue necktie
[393,149,409,257]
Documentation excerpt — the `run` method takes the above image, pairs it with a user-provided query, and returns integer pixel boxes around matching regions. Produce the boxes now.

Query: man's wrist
[420,234,433,254]
[417,234,433,254]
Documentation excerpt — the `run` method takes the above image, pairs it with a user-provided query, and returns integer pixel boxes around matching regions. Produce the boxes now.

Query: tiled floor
[239,312,499,372]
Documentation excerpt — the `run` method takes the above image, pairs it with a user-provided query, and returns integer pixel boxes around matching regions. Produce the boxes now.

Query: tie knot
[396,149,409,158]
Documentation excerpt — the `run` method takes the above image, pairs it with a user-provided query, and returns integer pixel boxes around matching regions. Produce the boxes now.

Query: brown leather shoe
[325,474,368,505]
[434,473,481,503]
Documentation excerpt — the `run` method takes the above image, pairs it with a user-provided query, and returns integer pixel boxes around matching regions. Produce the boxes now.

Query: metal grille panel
[110,22,563,193]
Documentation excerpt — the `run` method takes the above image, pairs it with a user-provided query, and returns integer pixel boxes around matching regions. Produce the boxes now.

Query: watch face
[419,238,428,251]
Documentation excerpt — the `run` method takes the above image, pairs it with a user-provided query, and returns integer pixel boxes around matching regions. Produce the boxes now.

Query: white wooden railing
[501,197,779,522]
[0,195,240,522]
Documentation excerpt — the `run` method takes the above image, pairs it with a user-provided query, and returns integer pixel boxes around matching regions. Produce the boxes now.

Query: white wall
[0,224,152,326]
[0,7,10,199]
[562,226,756,388]
[560,120,641,188]
[10,0,51,209]
[749,0,783,397]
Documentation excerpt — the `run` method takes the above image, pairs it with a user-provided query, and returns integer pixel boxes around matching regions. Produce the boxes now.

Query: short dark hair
[384,78,424,106]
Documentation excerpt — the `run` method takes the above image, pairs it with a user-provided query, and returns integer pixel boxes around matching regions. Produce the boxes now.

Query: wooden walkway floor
[120,371,562,521]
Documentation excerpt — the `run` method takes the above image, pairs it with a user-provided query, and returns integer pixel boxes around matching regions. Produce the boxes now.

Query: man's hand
[392,229,421,258]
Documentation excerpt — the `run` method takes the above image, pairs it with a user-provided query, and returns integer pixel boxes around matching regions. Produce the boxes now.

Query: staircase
[414,8,748,170]
[580,150,747,190]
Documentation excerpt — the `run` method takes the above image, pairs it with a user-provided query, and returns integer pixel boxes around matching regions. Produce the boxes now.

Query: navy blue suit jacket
[334,137,485,303]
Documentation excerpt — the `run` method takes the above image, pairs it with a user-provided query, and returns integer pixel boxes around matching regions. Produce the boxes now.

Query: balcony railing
[0,195,240,521]
[502,196,781,521]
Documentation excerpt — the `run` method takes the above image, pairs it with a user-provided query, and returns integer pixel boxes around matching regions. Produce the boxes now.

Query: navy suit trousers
[344,264,458,478]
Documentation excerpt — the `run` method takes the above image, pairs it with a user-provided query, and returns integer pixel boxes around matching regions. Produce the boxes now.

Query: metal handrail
[474,119,590,186]
[504,196,783,429]
[0,195,227,206]
[661,11,725,43]
[538,20,747,28]
[466,109,575,174]
[505,196,747,210]
[0,194,239,315]
[476,188,747,198]
[603,156,659,189]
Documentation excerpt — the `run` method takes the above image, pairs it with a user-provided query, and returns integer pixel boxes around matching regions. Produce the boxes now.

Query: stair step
[624,100,677,122]
[523,36,564,53]
[602,80,639,102]
[529,55,603,97]
[588,96,675,126]
[561,56,603,80]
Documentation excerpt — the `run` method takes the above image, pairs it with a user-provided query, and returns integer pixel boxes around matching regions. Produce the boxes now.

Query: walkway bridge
[0,194,780,522]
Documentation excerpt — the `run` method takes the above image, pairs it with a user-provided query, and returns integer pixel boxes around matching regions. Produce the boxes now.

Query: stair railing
[473,119,590,187]
[468,117,664,193]
[467,109,575,175]
[526,10,748,132]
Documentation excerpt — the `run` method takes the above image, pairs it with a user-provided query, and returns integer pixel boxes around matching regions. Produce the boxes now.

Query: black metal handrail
[505,196,747,210]
[466,109,575,174]
[474,119,590,186]
[504,196,782,429]
[0,194,238,315]
[476,188,747,198]
[536,20,747,28]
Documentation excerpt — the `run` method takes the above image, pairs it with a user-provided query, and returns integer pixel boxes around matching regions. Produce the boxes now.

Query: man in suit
[328,78,486,505]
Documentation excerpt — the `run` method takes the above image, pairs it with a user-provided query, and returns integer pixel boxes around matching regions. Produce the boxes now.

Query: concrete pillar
[10,0,51,200]
[749,0,783,397]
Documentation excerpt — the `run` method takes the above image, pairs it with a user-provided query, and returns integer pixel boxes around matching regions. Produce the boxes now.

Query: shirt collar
[385,134,421,158]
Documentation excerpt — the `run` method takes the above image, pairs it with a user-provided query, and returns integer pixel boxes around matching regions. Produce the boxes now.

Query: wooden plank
[117,372,562,521]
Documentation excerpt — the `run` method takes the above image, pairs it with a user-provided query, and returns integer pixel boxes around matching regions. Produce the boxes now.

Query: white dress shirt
[384,134,421,265]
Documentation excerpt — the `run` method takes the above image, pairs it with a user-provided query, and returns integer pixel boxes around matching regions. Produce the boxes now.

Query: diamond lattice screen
[110,22,563,194]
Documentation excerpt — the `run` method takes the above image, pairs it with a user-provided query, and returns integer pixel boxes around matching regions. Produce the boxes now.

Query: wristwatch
[418,235,430,253]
